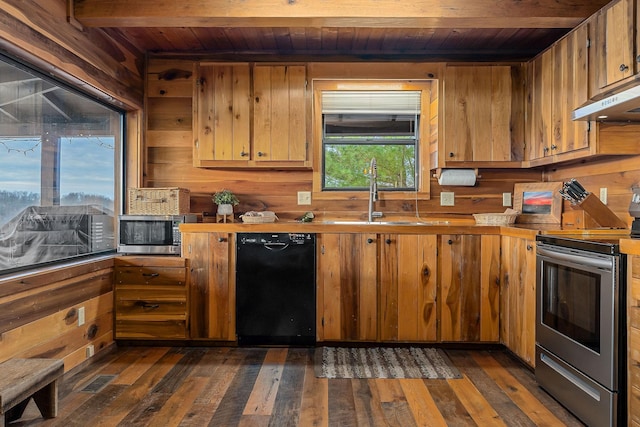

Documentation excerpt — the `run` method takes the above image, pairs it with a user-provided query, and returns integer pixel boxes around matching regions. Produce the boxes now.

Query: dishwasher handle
[264,242,290,251]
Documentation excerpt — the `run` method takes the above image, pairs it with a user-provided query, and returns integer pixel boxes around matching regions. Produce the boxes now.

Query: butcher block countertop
[181,216,627,237]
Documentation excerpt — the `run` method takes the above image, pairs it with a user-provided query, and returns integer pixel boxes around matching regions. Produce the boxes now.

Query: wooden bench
[0,358,64,427]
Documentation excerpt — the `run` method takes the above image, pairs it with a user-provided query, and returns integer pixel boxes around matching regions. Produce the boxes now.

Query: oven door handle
[537,246,613,270]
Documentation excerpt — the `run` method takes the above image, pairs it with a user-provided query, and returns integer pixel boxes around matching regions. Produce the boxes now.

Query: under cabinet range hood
[572,84,640,122]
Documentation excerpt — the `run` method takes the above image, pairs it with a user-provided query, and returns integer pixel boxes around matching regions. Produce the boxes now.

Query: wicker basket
[473,212,518,226]
[128,187,190,215]
[240,211,278,223]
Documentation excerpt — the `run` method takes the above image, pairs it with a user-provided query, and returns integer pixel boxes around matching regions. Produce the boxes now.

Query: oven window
[541,262,600,353]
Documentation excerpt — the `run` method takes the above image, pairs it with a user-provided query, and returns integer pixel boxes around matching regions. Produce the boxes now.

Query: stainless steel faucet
[368,157,383,222]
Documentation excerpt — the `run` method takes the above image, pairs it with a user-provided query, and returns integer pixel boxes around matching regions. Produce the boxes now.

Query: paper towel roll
[438,169,477,186]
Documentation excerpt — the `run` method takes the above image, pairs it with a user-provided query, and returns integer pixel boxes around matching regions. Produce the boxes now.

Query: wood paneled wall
[146,58,543,220]
[0,259,115,372]
[546,153,640,226]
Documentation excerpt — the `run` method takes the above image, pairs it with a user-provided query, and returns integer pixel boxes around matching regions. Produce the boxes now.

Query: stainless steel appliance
[236,232,316,346]
[117,214,197,255]
[536,235,626,427]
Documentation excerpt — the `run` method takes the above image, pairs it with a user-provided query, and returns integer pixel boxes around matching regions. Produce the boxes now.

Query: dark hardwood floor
[13,346,584,426]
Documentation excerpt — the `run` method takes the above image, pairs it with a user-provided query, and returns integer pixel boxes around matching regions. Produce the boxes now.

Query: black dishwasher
[236,233,316,346]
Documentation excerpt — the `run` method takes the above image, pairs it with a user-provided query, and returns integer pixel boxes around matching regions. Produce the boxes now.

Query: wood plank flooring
[13,346,584,426]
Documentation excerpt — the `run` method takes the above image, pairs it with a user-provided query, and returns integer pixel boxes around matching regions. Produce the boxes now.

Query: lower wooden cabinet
[182,231,235,341]
[500,235,537,367]
[439,234,501,342]
[317,233,378,341]
[114,256,190,340]
[379,234,438,342]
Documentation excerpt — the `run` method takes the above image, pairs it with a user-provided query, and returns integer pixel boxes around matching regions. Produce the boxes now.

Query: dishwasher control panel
[238,233,314,245]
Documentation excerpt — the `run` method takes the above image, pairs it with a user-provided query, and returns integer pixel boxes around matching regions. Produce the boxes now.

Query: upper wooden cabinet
[253,65,308,165]
[193,63,251,166]
[526,24,593,164]
[440,65,524,167]
[591,0,637,95]
[193,63,309,168]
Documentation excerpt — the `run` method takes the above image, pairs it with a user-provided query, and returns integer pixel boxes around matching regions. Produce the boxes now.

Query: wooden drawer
[115,297,187,318]
[115,266,187,287]
[115,319,188,339]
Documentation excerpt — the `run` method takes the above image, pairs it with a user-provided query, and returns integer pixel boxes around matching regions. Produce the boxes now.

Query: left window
[0,55,122,274]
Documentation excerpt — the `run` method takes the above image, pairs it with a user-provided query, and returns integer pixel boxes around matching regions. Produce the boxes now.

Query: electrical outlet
[78,306,85,326]
[297,191,312,205]
[440,192,455,206]
[86,344,94,358]
[600,187,608,205]
[503,192,512,207]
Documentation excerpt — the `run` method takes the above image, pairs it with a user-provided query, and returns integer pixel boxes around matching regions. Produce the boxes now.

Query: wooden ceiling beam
[73,0,605,28]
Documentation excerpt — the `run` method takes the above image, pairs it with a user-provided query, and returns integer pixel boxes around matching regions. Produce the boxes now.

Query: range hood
[572,84,640,122]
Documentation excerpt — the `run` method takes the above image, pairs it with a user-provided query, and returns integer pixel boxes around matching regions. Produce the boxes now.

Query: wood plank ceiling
[72,0,614,61]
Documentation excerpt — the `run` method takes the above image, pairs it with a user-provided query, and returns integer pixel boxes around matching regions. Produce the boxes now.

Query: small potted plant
[213,189,239,215]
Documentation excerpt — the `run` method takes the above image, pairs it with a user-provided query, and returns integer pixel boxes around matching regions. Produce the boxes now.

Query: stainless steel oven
[535,235,626,427]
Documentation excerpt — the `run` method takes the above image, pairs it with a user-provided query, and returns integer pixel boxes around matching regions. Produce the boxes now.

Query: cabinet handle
[257,151,265,157]
[218,237,227,242]
[142,273,159,278]
[447,239,453,245]
[526,244,533,251]
[367,238,374,244]
[142,303,160,309]
[550,144,557,150]
[448,152,454,158]
[240,150,248,157]
[620,63,629,72]
[385,238,392,244]
[543,146,550,153]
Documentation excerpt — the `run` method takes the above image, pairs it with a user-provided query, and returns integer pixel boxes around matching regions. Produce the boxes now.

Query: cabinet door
[442,65,518,164]
[194,64,251,166]
[439,234,500,342]
[527,50,553,160]
[183,232,235,340]
[551,24,591,157]
[592,0,635,92]
[317,233,377,341]
[500,236,536,367]
[379,234,437,342]
[528,22,592,163]
[253,65,308,164]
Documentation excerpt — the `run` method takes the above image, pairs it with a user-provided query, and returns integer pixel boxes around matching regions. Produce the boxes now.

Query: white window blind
[321,91,421,114]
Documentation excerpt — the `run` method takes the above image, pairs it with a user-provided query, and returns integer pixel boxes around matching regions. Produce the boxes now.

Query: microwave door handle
[537,246,613,270]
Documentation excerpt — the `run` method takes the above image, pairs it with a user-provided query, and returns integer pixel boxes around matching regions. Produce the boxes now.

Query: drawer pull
[143,273,159,278]
[141,303,160,309]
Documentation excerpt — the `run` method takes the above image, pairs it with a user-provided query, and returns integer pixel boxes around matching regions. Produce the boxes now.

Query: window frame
[0,53,124,275]
[312,80,433,201]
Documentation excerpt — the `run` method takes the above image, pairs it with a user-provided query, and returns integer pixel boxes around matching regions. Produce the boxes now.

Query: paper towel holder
[432,168,479,186]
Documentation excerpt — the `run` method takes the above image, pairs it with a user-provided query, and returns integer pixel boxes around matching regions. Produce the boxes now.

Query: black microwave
[117,214,197,255]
